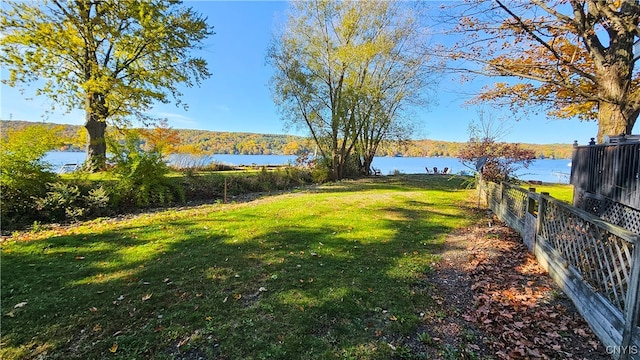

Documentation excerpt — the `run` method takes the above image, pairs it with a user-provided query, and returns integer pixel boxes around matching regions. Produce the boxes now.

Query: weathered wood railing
[483,181,640,359]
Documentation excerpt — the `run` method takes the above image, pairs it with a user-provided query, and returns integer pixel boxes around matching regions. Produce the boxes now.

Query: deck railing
[571,142,640,232]
[483,181,640,359]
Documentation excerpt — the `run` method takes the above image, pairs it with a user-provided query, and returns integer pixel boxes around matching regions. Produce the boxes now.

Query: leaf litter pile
[421,211,610,359]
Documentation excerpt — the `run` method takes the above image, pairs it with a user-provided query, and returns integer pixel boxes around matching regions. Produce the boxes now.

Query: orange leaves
[462,222,606,359]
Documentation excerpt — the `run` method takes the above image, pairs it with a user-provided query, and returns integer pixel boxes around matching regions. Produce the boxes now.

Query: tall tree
[268,0,434,179]
[439,0,640,142]
[1,0,213,170]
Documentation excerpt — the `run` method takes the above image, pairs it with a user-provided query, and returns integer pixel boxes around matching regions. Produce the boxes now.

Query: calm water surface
[44,152,572,184]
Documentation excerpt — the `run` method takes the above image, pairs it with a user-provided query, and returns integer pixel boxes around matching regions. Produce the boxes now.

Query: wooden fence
[484,181,640,359]
[572,142,640,234]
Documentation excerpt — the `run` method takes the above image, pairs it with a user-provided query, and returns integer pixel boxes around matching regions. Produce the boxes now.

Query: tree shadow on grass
[1,181,474,359]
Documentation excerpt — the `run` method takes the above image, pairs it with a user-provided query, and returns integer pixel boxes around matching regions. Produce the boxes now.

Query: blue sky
[0,1,604,145]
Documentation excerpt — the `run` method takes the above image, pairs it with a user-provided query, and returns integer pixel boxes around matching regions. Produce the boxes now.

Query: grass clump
[2,175,476,359]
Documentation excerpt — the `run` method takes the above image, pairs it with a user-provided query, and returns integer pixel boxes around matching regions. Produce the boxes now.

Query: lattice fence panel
[601,201,640,235]
[485,182,500,205]
[576,190,640,234]
[504,185,527,219]
[540,200,634,313]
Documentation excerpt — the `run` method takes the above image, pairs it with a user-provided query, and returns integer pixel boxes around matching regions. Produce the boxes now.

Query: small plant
[417,331,435,345]
[84,186,110,216]
[439,344,461,360]
[394,344,414,359]
[30,221,43,233]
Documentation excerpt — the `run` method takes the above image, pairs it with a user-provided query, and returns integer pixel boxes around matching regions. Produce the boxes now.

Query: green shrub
[35,182,83,221]
[34,181,112,223]
[178,166,314,203]
[0,125,63,230]
[107,133,184,208]
[85,186,111,215]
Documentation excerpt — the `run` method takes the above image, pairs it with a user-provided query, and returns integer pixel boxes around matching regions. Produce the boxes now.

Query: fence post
[224,178,228,204]
[536,192,549,239]
[527,188,537,214]
[500,182,505,216]
[523,188,537,252]
[621,239,640,360]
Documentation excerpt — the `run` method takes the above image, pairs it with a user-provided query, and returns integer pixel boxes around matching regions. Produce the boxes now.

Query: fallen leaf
[141,293,152,302]
[574,328,588,337]
[177,336,190,347]
[89,307,98,312]
[109,343,118,353]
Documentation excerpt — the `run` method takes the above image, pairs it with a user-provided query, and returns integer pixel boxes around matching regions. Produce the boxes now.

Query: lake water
[44,151,573,184]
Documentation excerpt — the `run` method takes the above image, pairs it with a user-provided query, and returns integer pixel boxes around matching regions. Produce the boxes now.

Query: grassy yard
[1,175,478,359]
[520,182,574,204]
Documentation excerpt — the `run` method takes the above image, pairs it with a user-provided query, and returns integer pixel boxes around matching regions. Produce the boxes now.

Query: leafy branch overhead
[438,0,640,142]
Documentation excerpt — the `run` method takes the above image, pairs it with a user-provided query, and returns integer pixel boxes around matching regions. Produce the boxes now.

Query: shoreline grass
[2,175,477,359]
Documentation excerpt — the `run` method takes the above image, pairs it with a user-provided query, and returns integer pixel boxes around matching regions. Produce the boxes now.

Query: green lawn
[1,175,477,359]
[524,183,574,204]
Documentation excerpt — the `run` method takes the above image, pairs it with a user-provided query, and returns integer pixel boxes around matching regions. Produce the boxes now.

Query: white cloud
[153,112,198,127]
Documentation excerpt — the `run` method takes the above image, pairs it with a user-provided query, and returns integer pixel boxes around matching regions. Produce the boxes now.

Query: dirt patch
[421,210,610,359]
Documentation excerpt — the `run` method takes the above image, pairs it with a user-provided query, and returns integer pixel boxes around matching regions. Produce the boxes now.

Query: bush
[35,182,83,222]
[34,182,111,223]
[0,125,63,230]
[457,112,535,182]
[178,166,314,203]
[106,132,184,208]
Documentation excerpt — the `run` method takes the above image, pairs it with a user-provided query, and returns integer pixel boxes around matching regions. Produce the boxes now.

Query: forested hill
[0,120,575,159]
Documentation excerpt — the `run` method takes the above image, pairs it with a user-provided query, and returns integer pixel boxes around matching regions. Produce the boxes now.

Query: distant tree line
[0,120,575,159]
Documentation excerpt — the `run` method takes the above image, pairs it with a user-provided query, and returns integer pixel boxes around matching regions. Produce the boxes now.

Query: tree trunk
[84,93,108,171]
[592,23,637,143]
[597,101,634,143]
[85,117,107,171]
[362,155,373,176]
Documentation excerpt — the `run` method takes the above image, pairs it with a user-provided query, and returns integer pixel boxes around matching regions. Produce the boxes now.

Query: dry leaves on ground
[429,212,610,359]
